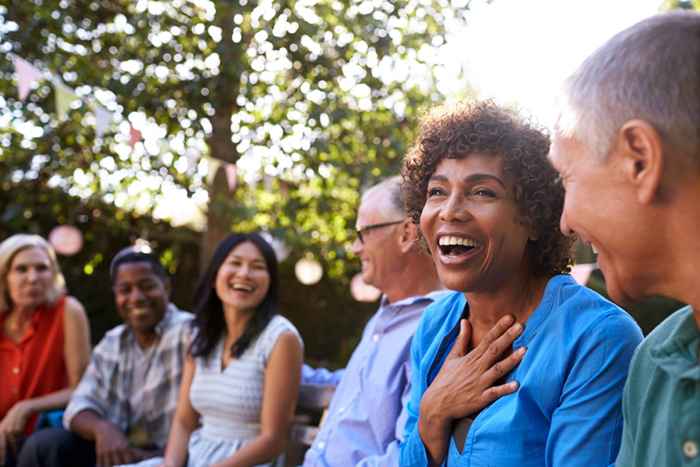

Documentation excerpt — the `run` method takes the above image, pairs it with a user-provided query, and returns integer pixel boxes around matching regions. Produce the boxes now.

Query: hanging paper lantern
[133,238,153,254]
[350,273,382,302]
[48,225,83,256]
[295,257,323,285]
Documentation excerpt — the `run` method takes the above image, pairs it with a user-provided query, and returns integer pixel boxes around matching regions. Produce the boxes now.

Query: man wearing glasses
[302,176,444,467]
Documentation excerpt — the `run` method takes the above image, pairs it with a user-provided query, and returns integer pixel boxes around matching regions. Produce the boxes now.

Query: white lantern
[295,257,323,285]
[133,238,153,254]
[48,225,83,256]
[350,273,382,302]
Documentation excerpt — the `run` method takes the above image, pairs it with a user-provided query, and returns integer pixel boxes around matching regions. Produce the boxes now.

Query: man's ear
[398,219,419,254]
[616,119,664,204]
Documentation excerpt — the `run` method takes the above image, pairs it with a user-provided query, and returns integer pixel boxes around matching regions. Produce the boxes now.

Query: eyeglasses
[356,220,404,244]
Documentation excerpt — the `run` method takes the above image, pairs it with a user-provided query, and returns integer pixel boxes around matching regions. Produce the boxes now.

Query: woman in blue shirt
[399,101,643,467]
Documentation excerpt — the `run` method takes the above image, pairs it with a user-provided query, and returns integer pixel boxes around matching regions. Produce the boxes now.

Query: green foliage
[0,180,202,341]
[660,0,700,11]
[0,0,467,281]
[1,0,469,363]
[0,181,375,366]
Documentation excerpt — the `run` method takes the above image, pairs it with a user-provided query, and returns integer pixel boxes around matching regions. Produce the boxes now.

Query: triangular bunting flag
[94,106,112,137]
[185,148,200,172]
[54,83,79,121]
[207,157,221,185]
[129,125,143,148]
[12,56,43,101]
[224,163,237,192]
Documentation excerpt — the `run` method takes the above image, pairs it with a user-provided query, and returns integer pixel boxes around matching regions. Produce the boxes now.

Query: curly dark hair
[401,101,572,278]
[190,232,279,360]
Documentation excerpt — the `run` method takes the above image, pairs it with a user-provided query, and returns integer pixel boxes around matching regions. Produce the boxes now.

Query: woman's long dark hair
[190,232,279,359]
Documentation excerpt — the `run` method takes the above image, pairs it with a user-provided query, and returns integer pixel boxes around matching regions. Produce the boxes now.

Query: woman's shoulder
[44,295,88,334]
[547,275,641,339]
[551,275,624,312]
[260,315,303,345]
[63,296,87,320]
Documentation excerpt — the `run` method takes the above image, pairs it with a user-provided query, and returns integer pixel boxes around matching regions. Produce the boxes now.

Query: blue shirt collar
[380,289,447,311]
[513,274,571,347]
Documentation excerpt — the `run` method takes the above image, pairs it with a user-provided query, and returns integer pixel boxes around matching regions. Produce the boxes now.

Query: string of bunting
[10,52,238,191]
[10,53,139,147]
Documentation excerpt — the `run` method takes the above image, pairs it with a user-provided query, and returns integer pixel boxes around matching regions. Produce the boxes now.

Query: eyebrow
[13,260,50,267]
[429,173,506,188]
[229,255,266,264]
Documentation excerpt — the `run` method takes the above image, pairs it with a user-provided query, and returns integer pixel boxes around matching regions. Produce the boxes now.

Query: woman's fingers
[478,320,523,367]
[482,346,526,386]
[445,319,472,361]
[472,315,516,358]
[0,431,6,466]
[5,432,18,458]
[480,380,520,405]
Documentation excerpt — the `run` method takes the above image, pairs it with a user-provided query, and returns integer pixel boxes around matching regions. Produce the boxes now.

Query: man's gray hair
[559,11,700,163]
[363,176,406,217]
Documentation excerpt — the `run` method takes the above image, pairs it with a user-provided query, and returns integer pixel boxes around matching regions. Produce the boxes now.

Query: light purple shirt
[302,291,447,467]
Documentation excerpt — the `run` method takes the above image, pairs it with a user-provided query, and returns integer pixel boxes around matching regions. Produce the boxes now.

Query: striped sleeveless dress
[125,315,302,467]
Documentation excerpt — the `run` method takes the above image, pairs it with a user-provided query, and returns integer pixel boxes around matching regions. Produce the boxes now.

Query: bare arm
[72,409,149,466]
[213,332,303,467]
[0,297,92,449]
[64,297,92,387]
[160,355,200,467]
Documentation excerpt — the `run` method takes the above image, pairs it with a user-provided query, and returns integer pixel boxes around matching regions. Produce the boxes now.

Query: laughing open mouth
[438,235,479,256]
[231,283,255,292]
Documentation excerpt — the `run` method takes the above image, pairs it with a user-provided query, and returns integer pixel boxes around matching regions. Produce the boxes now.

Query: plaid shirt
[63,305,192,449]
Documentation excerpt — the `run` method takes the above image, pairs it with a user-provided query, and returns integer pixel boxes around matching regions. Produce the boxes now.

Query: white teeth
[131,308,149,316]
[438,236,477,247]
[591,244,599,254]
[231,283,253,292]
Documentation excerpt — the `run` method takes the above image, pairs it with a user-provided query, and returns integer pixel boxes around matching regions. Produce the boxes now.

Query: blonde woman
[0,234,90,466]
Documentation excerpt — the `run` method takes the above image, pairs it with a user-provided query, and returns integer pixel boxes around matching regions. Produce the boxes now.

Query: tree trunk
[202,2,245,266]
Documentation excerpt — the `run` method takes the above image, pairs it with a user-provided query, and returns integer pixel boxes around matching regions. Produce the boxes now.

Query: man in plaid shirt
[18,248,192,467]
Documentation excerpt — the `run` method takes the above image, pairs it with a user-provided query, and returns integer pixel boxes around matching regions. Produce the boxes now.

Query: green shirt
[616,306,700,467]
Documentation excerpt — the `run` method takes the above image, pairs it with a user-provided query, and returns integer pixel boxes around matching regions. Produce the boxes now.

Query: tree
[660,0,700,10]
[0,0,468,279]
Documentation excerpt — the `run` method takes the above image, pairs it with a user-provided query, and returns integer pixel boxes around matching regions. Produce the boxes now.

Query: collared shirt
[616,305,700,467]
[400,275,643,467]
[302,290,447,467]
[63,305,192,449]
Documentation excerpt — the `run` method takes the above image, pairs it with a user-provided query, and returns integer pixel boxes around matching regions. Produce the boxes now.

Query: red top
[0,296,68,434]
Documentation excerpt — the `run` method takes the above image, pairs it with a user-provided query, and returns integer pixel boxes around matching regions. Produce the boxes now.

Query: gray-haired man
[548,11,700,467]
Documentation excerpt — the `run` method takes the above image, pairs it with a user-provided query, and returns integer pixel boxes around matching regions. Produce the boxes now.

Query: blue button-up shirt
[302,291,447,467]
[400,275,643,467]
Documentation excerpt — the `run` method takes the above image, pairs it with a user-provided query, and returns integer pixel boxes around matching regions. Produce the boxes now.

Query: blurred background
[1,0,696,367]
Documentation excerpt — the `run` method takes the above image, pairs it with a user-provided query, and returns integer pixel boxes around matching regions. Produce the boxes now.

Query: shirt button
[317,441,325,449]
[12,367,19,374]
[372,333,380,342]
[683,440,698,459]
